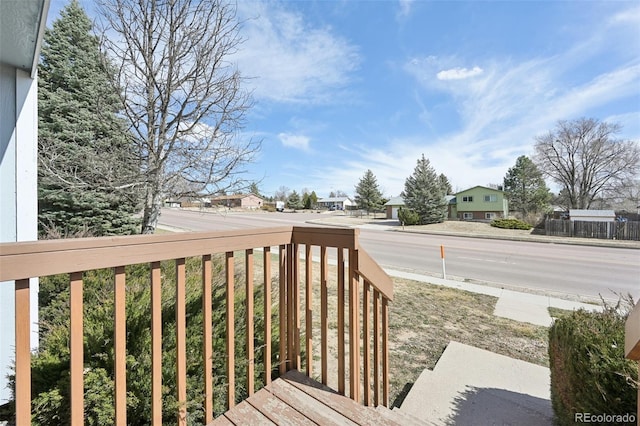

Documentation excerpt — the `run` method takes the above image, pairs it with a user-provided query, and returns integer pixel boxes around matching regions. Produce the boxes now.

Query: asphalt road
[158,208,640,302]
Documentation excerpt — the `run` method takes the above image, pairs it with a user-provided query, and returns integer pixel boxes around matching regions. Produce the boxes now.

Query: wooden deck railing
[625,301,640,422]
[1,226,393,425]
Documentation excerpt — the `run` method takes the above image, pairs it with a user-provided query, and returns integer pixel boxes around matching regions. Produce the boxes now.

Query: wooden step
[209,370,407,425]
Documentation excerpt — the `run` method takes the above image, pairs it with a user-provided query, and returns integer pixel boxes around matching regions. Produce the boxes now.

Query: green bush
[548,299,637,425]
[490,218,533,230]
[398,207,420,226]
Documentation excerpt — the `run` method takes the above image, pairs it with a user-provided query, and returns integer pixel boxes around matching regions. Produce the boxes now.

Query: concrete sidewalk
[386,269,602,327]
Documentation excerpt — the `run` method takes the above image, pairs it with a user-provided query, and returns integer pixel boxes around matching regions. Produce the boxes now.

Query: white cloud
[397,0,414,20]
[436,66,483,81]
[234,2,360,104]
[609,6,640,24]
[278,133,310,151]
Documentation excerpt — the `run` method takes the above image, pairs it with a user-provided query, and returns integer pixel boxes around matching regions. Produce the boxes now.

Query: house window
[462,196,473,202]
[484,195,497,202]
[485,212,496,220]
[463,213,473,220]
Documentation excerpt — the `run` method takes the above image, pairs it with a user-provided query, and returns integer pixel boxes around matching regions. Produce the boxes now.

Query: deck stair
[209,370,433,425]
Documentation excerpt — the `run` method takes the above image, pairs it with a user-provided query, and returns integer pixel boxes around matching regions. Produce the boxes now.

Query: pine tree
[287,191,304,210]
[38,0,141,236]
[402,155,448,224]
[354,170,384,215]
[438,173,453,195]
[503,155,551,216]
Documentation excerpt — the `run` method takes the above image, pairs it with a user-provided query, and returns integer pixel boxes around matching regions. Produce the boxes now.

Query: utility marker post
[440,245,447,280]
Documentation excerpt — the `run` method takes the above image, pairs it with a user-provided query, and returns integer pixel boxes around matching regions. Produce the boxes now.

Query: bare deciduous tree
[533,118,640,210]
[99,0,260,233]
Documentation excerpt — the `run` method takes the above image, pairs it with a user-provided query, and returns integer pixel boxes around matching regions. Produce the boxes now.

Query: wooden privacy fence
[545,220,640,241]
[0,226,393,425]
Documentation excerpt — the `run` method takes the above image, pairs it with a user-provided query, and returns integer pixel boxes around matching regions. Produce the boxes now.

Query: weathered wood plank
[223,400,275,425]
[282,370,399,426]
[245,387,315,426]
[207,414,234,425]
[266,376,357,425]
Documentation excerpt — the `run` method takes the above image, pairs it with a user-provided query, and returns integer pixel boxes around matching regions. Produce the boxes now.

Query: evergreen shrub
[548,300,637,425]
[398,207,420,226]
[490,218,533,230]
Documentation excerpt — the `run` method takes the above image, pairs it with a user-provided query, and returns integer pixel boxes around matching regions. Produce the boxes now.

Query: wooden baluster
[15,279,30,426]
[363,280,371,406]
[373,289,381,407]
[382,297,390,407]
[286,244,295,371]
[176,259,187,425]
[279,245,287,375]
[70,272,84,426]
[294,244,301,370]
[337,248,346,395]
[246,249,255,395]
[114,266,127,425]
[226,252,235,409]
[320,246,328,385]
[349,249,360,402]
[305,244,313,377]
[150,262,162,424]
[202,255,213,423]
[263,247,272,385]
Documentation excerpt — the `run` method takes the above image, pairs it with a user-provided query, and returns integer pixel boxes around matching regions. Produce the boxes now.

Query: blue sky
[48,0,640,199]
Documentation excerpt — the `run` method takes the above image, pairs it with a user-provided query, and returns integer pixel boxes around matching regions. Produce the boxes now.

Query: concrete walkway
[398,341,554,425]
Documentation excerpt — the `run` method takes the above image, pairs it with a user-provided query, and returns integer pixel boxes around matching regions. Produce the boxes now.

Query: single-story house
[451,186,508,220]
[317,197,355,210]
[569,209,615,222]
[384,196,405,219]
[211,194,263,209]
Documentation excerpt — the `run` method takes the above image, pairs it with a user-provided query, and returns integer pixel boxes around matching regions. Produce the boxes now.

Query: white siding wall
[0,65,39,403]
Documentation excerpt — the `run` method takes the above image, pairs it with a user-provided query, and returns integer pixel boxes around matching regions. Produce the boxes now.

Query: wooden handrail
[0,227,293,282]
[625,302,640,361]
[3,226,394,424]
